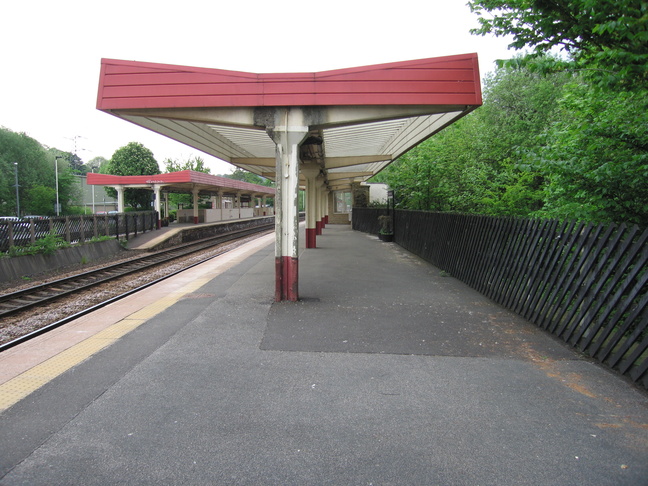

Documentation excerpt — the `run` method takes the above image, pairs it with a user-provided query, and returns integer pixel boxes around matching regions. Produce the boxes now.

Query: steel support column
[217,191,223,221]
[267,109,309,301]
[192,187,200,224]
[315,177,325,235]
[152,184,162,228]
[302,164,320,249]
[115,185,125,213]
[320,187,327,229]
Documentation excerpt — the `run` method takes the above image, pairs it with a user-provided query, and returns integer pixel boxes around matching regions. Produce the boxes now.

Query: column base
[275,256,299,302]
[306,228,317,248]
[316,221,322,235]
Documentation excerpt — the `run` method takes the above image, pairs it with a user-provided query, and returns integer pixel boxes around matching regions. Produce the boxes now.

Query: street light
[13,162,20,217]
[90,164,96,214]
[55,155,64,216]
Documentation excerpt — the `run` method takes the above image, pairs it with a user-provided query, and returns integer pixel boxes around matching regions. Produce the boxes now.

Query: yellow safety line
[0,275,213,413]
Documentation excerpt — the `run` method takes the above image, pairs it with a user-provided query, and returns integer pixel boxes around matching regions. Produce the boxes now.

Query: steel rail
[0,224,273,319]
[0,237,259,353]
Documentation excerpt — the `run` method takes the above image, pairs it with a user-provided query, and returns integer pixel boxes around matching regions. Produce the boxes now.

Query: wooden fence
[353,208,648,389]
[0,212,158,253]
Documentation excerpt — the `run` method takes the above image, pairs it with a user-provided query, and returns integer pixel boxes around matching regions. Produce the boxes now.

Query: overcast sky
[1,0,513,174]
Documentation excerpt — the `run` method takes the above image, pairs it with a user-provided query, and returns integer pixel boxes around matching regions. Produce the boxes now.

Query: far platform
[126,216,274,251]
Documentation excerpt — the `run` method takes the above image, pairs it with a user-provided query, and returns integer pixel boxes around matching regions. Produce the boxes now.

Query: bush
[6,233,71,257]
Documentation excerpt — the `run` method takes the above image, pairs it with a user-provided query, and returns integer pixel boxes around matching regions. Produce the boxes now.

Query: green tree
[164,156,211,173]
[374,62,568,216]
[68,153,86,174]
[469,0,648,90]
[85,156,108,174]
[27,185,57,215]
[222,168,273,187]
[164,156,211,209]
[104,142,160,209]
[0,127,78,216]
[531,83,648,226]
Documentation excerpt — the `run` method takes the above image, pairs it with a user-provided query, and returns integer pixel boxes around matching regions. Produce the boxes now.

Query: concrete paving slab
[1,225,646,485]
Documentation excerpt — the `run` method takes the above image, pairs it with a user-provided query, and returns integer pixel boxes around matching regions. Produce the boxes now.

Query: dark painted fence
[353,208,648,389]
[0,212,158,253]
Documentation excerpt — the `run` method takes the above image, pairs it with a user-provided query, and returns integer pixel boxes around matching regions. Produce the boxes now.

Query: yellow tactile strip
[0,233,274,413]
[0,277,209,413]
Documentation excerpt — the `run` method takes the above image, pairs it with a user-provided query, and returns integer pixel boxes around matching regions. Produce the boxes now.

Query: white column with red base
[302,164,320,249]
[266,108,309,302]
[192,187,200,224]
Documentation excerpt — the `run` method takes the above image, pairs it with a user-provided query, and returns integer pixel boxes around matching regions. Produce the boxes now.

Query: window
[334,191,352,213]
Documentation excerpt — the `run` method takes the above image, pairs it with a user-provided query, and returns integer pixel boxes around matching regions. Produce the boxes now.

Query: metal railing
[0,212,158,253]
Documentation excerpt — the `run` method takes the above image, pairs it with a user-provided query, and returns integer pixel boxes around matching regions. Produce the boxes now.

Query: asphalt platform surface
[1,225,647,485]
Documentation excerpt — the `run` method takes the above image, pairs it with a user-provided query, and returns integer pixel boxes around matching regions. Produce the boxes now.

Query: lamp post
[55,155,63,216]
[90,165,96,214]
[13,162,20,217]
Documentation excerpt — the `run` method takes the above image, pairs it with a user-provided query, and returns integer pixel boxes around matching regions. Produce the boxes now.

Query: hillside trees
[0,127,77,216]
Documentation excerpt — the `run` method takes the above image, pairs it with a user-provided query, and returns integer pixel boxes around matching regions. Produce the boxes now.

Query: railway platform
[126,216,274,251]
[0,224,647,485]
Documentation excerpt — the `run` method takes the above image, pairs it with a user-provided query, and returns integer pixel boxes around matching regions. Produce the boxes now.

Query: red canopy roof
[97,54,481,110]
[96,55,482,189]
[87,170,275,196]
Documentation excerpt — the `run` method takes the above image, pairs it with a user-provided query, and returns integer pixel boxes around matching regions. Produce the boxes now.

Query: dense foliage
[220,168,274,187]
[468,0,648,90]
[0,127,79,216]
[164,156,210,174]
[373,62,648,227]
[163,156,211,209]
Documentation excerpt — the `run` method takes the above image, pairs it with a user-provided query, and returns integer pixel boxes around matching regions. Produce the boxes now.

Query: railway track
[0,224,273,350]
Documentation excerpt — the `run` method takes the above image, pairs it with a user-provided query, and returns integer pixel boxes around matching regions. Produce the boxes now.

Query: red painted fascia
[87,170,275,194]
[97,54,482,111]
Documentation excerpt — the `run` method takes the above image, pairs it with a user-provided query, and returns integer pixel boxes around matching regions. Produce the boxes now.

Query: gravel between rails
[0,233,269,347]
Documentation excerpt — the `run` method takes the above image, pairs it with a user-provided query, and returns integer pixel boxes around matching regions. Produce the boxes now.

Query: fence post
[125,213,129,241]
[8,221,14,248]
[28,219,35,244]
[65,217,71,243]
[79,215,85,243]
[93,215,98,239]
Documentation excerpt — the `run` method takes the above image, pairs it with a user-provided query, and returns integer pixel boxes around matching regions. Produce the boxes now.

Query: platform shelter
[96,54,483,300]
[87,170,275,224]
